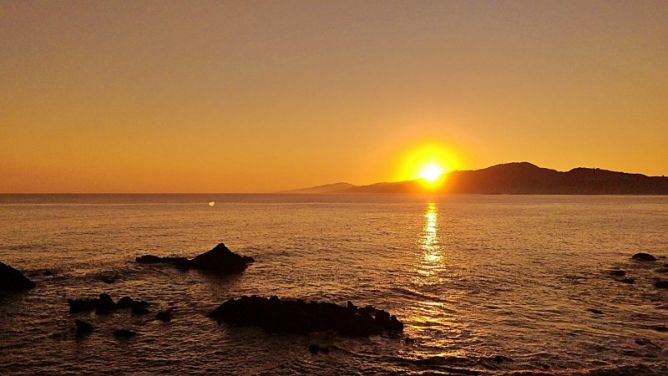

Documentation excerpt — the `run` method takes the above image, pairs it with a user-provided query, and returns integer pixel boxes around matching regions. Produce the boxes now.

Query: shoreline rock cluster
[136,243,254,274]
[607,252,668,291]
[68,293,151,315]
[208,295,404,337]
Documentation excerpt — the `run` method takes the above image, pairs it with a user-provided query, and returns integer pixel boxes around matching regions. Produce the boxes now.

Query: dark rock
[135,255,190,269]
[43,270,56,276]
[135,243,252,275]
[155,309,172,322]
[588,309,603,315]
[74,319,94,336]
[490,355,513,363]
[68,298,100,312]
[651,325,667,332]
[0,261,36,291]
[308,344,329,354]
[131,300,150,315]
[619,278,635,284]
[113,329,136,338]
[208,296,403,337]
[100,274,116,284]
[404,336,415,344]
[69,294,149,314]
[631,253,657,262]
[135,255,162,264]
[609,270,626,277]
[116,296,134,309]
[189,243,250,274]
[655,280,668,289]
[96,293,115,314]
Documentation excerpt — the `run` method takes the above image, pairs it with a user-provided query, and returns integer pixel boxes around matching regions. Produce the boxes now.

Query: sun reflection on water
[415,202,445,286]
[422,202,440,264]
[404,202,463,357]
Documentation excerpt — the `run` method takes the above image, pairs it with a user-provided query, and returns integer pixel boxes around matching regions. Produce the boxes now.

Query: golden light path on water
[406,202,466,360]
[416,202,445,285]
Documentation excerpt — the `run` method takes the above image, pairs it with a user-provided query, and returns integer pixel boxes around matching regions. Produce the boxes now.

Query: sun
[394,142,462,190]
[420,164,444,183]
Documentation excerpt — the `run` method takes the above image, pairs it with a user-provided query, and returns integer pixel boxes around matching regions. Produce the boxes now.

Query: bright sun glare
[420,164,443,182]
[395,143,461,190]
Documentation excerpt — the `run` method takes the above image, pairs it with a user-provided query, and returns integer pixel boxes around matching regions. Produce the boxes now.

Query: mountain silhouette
[290,162,668,194]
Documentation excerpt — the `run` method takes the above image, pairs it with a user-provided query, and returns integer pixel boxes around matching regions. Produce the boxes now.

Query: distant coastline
[288,162,668,195]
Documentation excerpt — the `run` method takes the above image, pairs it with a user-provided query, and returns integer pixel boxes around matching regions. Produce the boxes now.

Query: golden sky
[1,1,667,193]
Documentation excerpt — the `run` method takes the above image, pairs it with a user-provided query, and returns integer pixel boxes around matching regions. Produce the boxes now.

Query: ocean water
[0,194,667,375]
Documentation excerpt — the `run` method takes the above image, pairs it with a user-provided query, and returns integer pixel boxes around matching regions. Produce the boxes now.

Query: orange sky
[1,1,667,193]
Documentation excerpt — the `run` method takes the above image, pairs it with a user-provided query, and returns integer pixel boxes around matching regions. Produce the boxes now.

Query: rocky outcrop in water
[308,344,330,354]
[74,320,94,336]
[0,261,36,291]
[208,296,403,337]
[136,243,254,274]
[135,255,191,269]
[155,309,173,322]
[631,252,657,261]
[68,294,150,314]
[113,329,136,338]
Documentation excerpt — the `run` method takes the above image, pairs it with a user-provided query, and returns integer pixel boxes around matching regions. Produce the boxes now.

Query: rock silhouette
[113,329,136,338]
[74,320,94,336]
[68,294,149,314]
[0,261,36,291]
[136,243,253,274]
[631,253,657,261]
[155,309,173,322]
[308,344,330,354]
[208,296,403,337]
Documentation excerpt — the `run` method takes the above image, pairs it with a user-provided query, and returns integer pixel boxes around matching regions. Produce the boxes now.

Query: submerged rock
[131,301,150,315]
[68,294,150,314]
[308,344,330,354]
[74,319,94,336]
[631,253,657,262]
[68,297,100,312]
[609,270,626,277]
[619,278,635,284]
[155,309,173,322]
[655,280,668,289]
[116,296,134,309]
[135,243,253,275]
[96,293,116,314]
[208,295,403,337]
[115,296,150,314]
[135,255,190,269]
[113,329,137,338]
[43,269,56,277]
[100,274,117,284]
[0,261,36,291]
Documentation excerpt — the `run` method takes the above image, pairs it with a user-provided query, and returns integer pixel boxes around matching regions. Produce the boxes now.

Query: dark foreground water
[0,194,667,375]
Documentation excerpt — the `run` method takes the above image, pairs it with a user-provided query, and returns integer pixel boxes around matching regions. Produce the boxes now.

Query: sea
[0,194,666,375]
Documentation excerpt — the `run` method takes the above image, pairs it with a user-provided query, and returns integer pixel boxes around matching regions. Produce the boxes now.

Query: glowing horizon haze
[1,1,667,193]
